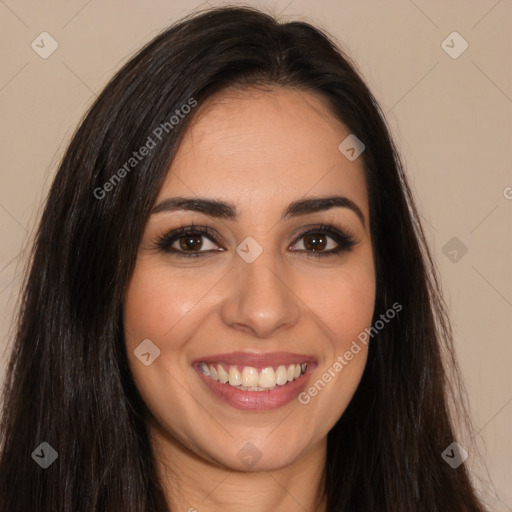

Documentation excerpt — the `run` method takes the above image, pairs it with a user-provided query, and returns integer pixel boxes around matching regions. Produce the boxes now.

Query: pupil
[180,236,202,251]
[304,233,326,251]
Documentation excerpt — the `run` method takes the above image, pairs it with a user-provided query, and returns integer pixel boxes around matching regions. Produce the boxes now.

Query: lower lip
[194,365,314,411]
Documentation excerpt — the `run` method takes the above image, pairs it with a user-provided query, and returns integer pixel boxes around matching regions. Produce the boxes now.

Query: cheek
[123,260,223,413]
[332,281,375,347]
[124,261,214,347]
[254,260,375,451]
[123,261,210,428]
[296,261,375,406]
[304,260,376,351]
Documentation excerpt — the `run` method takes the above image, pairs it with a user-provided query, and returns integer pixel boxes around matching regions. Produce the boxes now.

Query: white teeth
[275,365,288,385]
[217,365,229,383]
[287,364,295,382]
[228,366,241,386]
[242,366,259,387]
[209,365,219,381]
[258,367,276,388]
[200,362,308,390]
[201,362,210,376]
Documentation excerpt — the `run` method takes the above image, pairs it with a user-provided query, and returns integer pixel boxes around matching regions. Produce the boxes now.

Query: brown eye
[290,224,357,257]
[302,232,329,251]
[178,235,204,252]
[156,225,223,257]
[171,233,219,253]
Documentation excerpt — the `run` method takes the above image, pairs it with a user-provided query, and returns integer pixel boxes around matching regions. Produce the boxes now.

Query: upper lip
[193,351,316,369]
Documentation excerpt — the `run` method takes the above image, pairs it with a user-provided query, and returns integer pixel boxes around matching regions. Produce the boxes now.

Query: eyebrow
[152,195,365,227]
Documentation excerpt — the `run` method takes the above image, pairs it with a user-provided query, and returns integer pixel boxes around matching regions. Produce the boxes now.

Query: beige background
[0,0,511,509]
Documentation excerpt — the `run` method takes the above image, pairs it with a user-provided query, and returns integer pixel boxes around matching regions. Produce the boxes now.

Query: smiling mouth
[199,362,308,391]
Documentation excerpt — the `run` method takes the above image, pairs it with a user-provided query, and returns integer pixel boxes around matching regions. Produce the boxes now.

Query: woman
[0,6,489,511]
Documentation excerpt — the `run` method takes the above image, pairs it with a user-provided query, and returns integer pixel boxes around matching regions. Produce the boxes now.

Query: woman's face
[124,87,375,471]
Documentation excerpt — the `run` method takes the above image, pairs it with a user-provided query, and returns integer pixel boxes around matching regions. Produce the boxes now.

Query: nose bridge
[221,245,300,337]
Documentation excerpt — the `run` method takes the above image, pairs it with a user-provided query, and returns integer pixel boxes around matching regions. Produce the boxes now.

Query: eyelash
[155,222,357,258]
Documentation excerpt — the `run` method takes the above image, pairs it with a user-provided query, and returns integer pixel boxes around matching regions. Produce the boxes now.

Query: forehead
[158,87,368,217]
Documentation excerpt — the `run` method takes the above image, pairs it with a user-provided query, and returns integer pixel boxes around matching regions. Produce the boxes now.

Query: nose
[220,249,301,338]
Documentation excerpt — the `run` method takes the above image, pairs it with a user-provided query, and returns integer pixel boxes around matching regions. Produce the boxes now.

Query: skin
[124,87,376,512]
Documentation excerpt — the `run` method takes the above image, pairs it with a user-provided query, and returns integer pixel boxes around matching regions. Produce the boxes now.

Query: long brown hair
[0,6,488,511]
